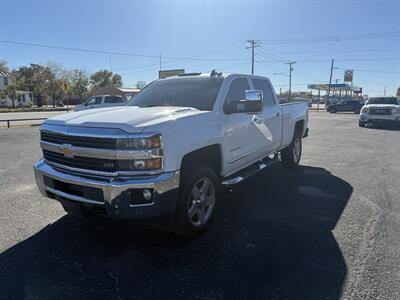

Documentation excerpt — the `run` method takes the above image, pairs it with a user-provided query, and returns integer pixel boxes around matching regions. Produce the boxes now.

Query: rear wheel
[281,133,302,169]
[359,121,366,127]
[329,107,337,113]
[174,164,219,238]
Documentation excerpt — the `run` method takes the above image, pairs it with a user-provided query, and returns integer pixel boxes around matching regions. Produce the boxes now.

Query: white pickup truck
[34,71,309,237]
[359,97,400,127]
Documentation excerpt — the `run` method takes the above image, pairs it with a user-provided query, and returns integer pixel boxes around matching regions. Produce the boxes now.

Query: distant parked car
[326,100,363,114]
[74,95,125,111]
[359,97,400,127]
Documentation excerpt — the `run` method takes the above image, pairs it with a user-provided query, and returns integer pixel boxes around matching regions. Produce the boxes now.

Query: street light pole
[327,59,334,106]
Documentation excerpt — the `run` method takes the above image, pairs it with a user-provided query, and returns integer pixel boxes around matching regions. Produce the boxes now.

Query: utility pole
[384,86,386,96]
[109,56,113,73]
[159,52,162,70]
[327,59,334,106]
[246,40,260,75]
[286,61,296,102]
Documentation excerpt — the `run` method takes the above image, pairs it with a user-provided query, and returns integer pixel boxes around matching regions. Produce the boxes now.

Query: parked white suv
[34,72,309,237]
[359,97,400,127]
[74,95,125,111]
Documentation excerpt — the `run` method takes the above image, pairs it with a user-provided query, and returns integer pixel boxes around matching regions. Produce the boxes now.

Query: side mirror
[237,90,263,114]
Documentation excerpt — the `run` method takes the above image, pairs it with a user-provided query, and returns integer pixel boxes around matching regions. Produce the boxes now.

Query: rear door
[251,78,283,153]
[104,96,125,107]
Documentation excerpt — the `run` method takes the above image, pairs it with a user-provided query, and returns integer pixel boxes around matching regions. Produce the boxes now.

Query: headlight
[117,135,161,149]
[362,107,368,114]
[392,107,400,114]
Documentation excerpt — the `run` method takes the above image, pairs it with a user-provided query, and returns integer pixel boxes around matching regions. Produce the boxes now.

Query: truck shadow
[0,165,352,299]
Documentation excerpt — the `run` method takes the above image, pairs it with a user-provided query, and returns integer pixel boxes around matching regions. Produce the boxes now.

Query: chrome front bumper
[33,159,180,206]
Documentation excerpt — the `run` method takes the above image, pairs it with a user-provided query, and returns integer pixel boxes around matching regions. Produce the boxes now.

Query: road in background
[0,113,399,299]
[0,111,68,127]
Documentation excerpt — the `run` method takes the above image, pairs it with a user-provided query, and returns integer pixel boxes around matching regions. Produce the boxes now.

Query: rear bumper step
[221,155,278,186]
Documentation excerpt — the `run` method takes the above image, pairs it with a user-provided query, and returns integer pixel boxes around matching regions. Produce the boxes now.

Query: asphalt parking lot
[0,112,399,299]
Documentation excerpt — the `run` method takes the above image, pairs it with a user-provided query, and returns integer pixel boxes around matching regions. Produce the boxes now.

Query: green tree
[0,59,10,72]
[135,80,146,89]
[90,70,113,88]
[68,69,89,99]
[112,74,123,88]
[90,70,123,88]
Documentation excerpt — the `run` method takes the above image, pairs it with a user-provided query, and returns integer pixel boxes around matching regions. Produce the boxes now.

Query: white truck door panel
[251,78,283,154]
[222,77,269,173]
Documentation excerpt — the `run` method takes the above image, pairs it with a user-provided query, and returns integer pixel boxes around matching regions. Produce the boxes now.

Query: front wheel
[281,134,302,169]
[174,164,219,238]
[359,121,366,127]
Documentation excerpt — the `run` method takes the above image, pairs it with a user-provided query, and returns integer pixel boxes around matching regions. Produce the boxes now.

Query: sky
[0,0,399,96]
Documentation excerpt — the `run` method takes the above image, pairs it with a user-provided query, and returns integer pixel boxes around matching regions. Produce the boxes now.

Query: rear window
[367,97,398,105]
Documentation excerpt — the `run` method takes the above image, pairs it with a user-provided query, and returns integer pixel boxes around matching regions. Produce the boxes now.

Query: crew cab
[33,72,309,237]
[74,95,125,111]
[326,99,363,114]
[359,97,400,127]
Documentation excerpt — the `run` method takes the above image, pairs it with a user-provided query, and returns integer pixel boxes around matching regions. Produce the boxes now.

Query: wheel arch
[181,144,222,176]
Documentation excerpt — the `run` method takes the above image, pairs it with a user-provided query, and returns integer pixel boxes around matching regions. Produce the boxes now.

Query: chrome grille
[41,131,116,149]
[43,150,120,173]
[369,108,392,115]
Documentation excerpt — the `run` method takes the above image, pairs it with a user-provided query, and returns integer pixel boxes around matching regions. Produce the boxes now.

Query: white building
[0,70,33,108]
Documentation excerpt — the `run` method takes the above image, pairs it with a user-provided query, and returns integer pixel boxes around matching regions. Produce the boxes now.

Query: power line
[259,31,400,44]
[257,57,400,63]
[335,67,400,74]
[0,40,248,62]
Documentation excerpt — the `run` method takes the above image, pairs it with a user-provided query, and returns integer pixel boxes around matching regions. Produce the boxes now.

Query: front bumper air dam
[33,159,180,220]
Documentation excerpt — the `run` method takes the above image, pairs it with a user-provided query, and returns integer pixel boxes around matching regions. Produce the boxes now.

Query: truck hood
[44,106,208,133]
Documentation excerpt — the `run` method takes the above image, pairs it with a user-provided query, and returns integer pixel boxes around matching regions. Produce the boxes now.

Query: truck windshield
[128,77,223,111]
[367,97,398,105]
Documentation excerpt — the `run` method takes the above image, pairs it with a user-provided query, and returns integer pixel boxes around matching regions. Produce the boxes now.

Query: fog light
[142,189,152,201]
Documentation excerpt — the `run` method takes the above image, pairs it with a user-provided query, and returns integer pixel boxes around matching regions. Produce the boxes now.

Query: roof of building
[0,70,9,77]
[118,87,141,93]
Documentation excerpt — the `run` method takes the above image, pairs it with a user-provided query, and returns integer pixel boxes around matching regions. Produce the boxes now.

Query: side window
[252,79,275,107]
[224,78,250,113]
[105,96,124,104]
[87,97,102,105]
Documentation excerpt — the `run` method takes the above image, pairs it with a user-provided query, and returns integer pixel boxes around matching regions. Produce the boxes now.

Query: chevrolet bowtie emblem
[61,144,74,158]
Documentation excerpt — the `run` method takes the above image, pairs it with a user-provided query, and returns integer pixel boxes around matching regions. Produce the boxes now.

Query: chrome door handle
[253,116,263,124]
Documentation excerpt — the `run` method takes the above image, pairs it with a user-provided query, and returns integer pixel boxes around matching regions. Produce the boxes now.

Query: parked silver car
[74,95,126,111]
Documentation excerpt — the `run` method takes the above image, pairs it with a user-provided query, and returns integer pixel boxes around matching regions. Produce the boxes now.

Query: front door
[85,96,103,109]
[223,77,270,173]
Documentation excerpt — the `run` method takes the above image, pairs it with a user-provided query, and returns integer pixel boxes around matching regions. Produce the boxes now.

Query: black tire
[329,107,337,113]
[281,132,302,169]
[354,108,360,114]
[359,121,365,127]
[174,164,220,238]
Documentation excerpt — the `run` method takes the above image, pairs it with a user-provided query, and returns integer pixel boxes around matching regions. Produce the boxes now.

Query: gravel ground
[0,112,399,299]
